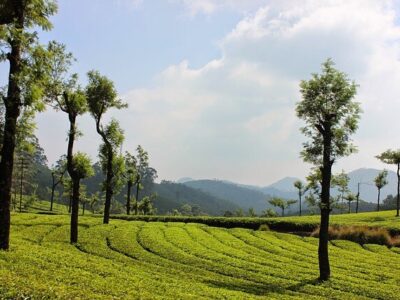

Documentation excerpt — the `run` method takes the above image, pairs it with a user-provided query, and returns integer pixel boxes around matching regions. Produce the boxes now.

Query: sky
[2,0,400,186]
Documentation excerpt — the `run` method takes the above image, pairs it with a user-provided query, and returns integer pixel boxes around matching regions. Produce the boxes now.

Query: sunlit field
[1,214,399,299]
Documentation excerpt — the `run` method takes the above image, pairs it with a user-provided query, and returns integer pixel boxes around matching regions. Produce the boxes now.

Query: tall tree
[86,71,126,224]
[46,42,95,242]
[296,59,360,281]
[374,170,388,212]
[293,180,306,216]
[124,152,137,215]
[333,170,350,213]
[0,0,57,249]
[98,120,125,220]
[344,193,356,213]
[268,197,296,217]
[377,150,400,217]
[50,155,67,211]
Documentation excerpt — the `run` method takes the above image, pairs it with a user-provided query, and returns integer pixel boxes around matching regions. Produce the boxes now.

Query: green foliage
[71,152,94,180]
[2,214,400,299]
[376,150,400,166]
[374,170,389,190]
[296,59,361,165]
[86,70,126,120]
[268,197,297,217]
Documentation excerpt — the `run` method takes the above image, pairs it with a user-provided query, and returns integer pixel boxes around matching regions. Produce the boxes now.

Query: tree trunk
[82,202,85,216]
[397,163,399,217]
[299,193,302,216]
[348,201,351,213]
[70,177,80,244]
[66,111,80,243]
[319,129,332,281]
[50,173,55,211]
[0,1,24,250]
[135,181,140,215]
[126,180,132,215]
[377,188,380,212]
[103,151,114,224]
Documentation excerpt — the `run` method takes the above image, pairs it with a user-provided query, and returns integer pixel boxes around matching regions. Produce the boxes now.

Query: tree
[0,0,57,250]
[296,59,360,281]
[374,170,388,212]
[332,170,350,213]
[86,71,126,224]
[50,155,67,211]
[138,194,156,215]
[293,180,306,216]
[268,197,296,217]
[344,193,356,213]
[69,153,94,240]
[97,120,125,222]
[376,150,400,217]
[124,152,137,215]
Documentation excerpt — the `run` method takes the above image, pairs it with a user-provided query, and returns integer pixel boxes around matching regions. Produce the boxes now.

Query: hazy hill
[182,179,271,213]
[153,181,240,215]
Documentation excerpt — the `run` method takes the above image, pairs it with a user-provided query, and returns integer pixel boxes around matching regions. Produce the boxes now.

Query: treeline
[0,0,159,248]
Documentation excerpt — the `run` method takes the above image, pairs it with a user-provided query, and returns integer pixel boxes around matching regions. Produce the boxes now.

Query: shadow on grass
[205,278,322,296]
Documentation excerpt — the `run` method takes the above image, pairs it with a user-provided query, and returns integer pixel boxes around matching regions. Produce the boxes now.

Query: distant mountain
[182,179,271,213]
[176,177,194,183]
[153,181,240,215]
[266,177,301,192]
[344,168,397,203]
[260,177,300,200]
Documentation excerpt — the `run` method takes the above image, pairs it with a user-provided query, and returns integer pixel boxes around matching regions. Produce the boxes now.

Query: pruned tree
[293,180,306,216]
[97,120,125,222]
[344,193,356,213]
[268,197,296,217]
[50,155,67,211]
[86,71,126,224]
[69,153,94,240]
[124,152,137,215]
[296,59,360,281]
[376,150,400,217]
[0,0,58,249]
[374,170,388,212]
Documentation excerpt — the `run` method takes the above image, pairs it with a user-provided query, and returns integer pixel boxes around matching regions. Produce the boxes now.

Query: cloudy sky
[4,0,400,186]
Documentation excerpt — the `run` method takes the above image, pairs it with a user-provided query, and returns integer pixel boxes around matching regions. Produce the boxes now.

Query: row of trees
[0,0,158,249]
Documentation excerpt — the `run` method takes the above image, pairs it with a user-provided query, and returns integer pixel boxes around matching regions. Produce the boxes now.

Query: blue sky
[2,0,400,185]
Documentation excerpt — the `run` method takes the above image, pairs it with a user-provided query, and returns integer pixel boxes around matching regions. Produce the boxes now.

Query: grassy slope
[0,213,399,299]
[280,210,400,231]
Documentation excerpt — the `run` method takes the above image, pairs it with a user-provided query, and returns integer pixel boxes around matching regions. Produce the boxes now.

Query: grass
[0,213,399,299]
[111,210,400,235]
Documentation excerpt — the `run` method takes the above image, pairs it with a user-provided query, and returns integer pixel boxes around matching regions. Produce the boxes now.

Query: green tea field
[0,213,399,299]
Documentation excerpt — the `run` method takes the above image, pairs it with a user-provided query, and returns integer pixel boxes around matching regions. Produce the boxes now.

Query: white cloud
[117,0,400,185]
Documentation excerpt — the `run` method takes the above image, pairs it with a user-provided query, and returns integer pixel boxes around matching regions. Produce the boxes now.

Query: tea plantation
[0,213,399,299]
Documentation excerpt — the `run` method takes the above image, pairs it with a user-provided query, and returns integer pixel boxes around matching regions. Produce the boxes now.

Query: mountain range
[177,168,398,212]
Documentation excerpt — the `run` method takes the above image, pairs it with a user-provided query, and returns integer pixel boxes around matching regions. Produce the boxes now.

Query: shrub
[258,224,270,231]
[311,225,393,246]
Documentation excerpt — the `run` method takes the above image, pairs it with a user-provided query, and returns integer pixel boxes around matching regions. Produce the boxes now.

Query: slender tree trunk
[126,180,132,215]
[397,164,399,217]
[299,193,302,216]
[50,173,55,211]
[66,112,80,243]
[377,188,380,212]
[103,151,114,224]
[135,181,140,215]
[70,178,80,243]
[0,1,24,250]
[82,202,85,216]
[319,129,332,281]
[282,207,284,217]
[348,201,351,213]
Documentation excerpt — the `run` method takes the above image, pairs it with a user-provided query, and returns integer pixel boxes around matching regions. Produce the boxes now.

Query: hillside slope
[2,214,399,299]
